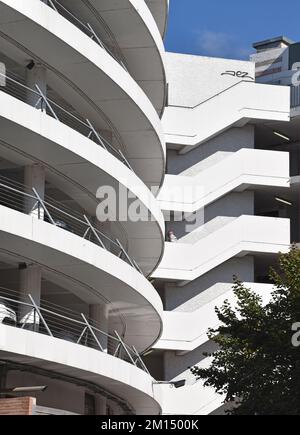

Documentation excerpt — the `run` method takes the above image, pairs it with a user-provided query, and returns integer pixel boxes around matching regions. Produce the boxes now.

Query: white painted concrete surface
[153,215,290,281]
[0,205,163,352]
[0,325,161,415]
[0,0,166,187]
[156,283,274,351]
[163,81,290,152]
[158,149,290,212]
[0,91,165,276]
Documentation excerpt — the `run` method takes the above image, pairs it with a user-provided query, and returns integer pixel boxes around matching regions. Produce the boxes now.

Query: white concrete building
[0,0,168,415]
[148,46,294,415]
[0,0,295,416]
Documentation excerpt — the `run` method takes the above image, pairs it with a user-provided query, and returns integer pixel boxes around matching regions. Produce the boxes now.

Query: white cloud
[197,30,251,59]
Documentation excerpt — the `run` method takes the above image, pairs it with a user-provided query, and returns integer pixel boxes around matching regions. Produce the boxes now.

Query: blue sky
[165,0,299,60]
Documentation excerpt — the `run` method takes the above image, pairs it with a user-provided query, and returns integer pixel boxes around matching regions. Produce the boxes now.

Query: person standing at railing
[167,230,178,242]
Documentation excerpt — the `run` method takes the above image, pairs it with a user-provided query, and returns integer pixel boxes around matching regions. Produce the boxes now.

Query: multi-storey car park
[149,49,292,415]
[0,0,298,416]
[0,0,168,415]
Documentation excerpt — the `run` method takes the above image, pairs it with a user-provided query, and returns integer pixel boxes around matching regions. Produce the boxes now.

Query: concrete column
[19,264,42,329]
[24,164,46,219]
[26,63,47,109]
[95,396,107,416]
[89,304,109,353]
[0,364,7,390]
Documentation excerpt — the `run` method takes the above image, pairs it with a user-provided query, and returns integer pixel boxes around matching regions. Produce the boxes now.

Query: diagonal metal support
[83,215,106,249]
[20,310,34,330]
[113,342,122,358]
[86,119,107,151]
[116,239,136,270]
[47,0,58,12]
[114,330,136,366]
[118,149,133,171]
[132,259,143,275]
[81,314,104,352]
[132,346,150,374]
[35,85,59,121]
[28,294,53,337]
[34,96,44,110]
[77,326,88,344]
[32,188,56,226]
[86,23,105,49]
[83,227,91,240]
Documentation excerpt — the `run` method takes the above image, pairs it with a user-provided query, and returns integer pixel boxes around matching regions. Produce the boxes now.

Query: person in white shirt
[167,230,177,242]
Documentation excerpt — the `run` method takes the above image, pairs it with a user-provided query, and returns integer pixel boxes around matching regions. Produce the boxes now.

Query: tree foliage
[191,247,300,415]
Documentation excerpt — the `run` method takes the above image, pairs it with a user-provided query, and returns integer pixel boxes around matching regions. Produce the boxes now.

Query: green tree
[191,246,300,415]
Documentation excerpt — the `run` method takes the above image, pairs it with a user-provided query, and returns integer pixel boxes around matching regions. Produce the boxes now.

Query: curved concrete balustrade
[0,0,166,188]
[158,149,290,213]
[59,0,167,114]
[145,0,169,38]
[155,283,274,352]
[0,325,162,415]
[152,215,290,281]
[0,91,165,276]
[0,206,164,352]
[163,81,290,153]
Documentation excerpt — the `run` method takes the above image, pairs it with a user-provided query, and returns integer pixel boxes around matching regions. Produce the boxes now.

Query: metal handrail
[0,70,132,170]
[0,175,141,273]
[46,0,128,71]
[168,79,254,110]
[0,288,149,373]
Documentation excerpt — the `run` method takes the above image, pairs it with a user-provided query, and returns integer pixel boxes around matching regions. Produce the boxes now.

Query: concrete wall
[163,257,254,312]
[205,192,254,222]
[153,215,290,282]
[166,52,255,107]
[164,125,256,239]
[160,341,224,415]
[6,371,86,415]
[5,370,126,415]
[155,50,292,415]
[166,192,254,239]
[167,126,254,174]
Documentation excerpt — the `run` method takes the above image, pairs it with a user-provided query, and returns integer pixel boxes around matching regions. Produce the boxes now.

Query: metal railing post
[86,119,108,151]
[81,314,104,352]
[33,307,38,332]
[32,188,56,226]
[116,239,137,271]
[0,290,145,371]
[132,259,143,275]
[1,68,131,168]
[20,310,35,330]
[86,23,105,50]
[35,84,59,121]
[77,326,88,344]
[47,0,58,12]
[28,294,53,337]
[114,330,136,366]
[118,149,133,171]
[132,346,150,374]
[83,215,106,249]
[113,342,122,358]
[83,227,91,240]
